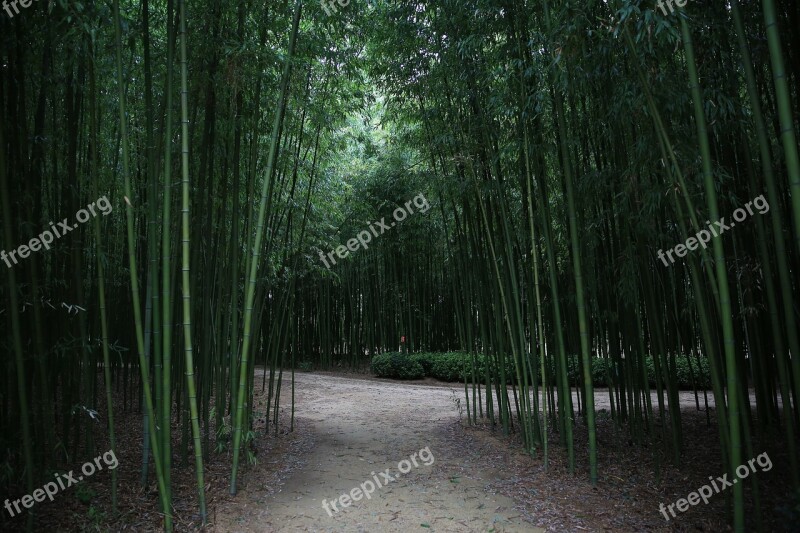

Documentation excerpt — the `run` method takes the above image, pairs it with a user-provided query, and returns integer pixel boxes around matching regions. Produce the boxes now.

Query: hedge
[378,352,516,383]
[372,351,712,389]
[562,354,712,390]
[371,352,425,380]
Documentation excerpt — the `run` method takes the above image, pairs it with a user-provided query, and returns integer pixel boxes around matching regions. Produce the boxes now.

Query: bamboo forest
[1,0,799,531]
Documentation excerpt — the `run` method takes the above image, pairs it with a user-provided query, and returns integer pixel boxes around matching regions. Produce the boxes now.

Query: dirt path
[215,373,544,532]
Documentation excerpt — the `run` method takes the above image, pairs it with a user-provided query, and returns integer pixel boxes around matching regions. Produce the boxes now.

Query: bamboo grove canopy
[1,0,799,531]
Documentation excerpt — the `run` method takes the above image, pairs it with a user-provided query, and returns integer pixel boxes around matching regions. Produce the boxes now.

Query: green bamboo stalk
[178,0,207,521]
[141,0,160,489]
[759,0,800,421]
[523,126,548,467]
[89,36,117,512]
[161,0,176,512]
[543,0,596,482]
[679,16,743,531]
[112,0,172,528]
[0,95,35,533]
[731,0,799,485]
[762,0,800,258]
[230,0,303,494]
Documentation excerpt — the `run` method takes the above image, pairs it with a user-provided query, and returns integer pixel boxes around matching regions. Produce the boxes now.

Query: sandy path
[216,373,544,532]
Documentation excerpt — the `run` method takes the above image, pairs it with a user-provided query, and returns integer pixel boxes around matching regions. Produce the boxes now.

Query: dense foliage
[380,352,712,390]
[371,352,425,380]
[1,0,799,530]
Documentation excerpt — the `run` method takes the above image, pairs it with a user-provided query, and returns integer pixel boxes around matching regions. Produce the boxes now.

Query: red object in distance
[401,336,405,343]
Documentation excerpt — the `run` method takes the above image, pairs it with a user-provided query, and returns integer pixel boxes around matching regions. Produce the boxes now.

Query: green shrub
[371,352,425,380]
[429,352,467,381]
[462,353,488,382]
[563,354,711,390]
[410,352,436,375]
[471,353,519,384]
[376,351,712,390]
[422,352,517,383]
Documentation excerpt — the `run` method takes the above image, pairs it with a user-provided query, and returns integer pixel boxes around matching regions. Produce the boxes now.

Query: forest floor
[7,371,794,532]
[214,372,544,532]
[212,372,793,532]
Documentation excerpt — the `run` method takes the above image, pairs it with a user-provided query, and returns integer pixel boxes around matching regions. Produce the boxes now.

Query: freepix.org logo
[321,446,435,516]
[657,194,769,267]
[1,195,113,269]
[318,193,430,269]
[2,0,39,19]
[4,450,119,518]
[658,452,772,521]
[320,0,379,17]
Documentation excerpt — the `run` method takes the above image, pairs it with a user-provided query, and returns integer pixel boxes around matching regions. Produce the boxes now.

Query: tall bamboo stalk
[0,94,35,533]
[230,0,303,494]
[112,0,171,528]
[178,0,208,521]
[89,36,117,513]
[680,16,743,531]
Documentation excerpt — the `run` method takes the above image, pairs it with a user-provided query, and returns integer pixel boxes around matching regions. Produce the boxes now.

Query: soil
[214,372,544,532]
[4,371,794,532]
[212,372,794,532]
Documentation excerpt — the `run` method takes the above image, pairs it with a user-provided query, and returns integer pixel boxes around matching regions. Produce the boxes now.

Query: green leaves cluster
[371,352,425,380]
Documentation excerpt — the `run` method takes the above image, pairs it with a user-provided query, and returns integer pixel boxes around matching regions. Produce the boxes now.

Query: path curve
[216,373,543,532]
